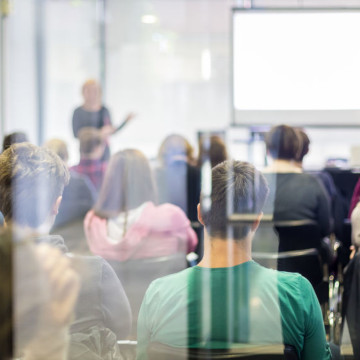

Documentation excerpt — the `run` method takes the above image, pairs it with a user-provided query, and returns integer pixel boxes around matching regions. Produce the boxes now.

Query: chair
[337,220,352,270]
[107,253,187,335]
[274,220,329,295]
[147,342,299,360]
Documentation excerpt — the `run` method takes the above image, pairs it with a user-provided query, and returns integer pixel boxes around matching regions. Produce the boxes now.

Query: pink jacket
[84,202,198,261]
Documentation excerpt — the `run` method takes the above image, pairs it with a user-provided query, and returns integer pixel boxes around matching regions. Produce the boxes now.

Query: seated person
[342,204,360,358]
[0,227,80,360]
[155,134,201,222]
[263,124,331,237]
[84,149,198,261]
[71,127,107,191]
[294,129,345,238]
[137,160,332,360]
[0,143,131,356]
[44,138,96,229]
[348,178,360,217]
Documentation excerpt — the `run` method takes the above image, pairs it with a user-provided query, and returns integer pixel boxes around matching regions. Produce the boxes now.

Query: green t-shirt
[137,261,331,360]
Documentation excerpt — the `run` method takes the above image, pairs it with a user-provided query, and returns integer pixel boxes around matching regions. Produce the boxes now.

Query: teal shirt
[137,261,331,360]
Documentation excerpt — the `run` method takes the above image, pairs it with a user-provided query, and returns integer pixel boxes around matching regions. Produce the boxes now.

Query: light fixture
[141,14,158,24]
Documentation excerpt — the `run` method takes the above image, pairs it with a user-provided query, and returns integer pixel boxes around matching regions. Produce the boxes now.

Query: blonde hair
[82,79,100,94]
[43,138,69,163]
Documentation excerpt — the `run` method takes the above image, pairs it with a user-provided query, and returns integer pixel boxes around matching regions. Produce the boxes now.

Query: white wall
[2,0,360,166]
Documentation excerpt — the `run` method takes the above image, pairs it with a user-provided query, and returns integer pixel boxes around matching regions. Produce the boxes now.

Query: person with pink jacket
[84,149,198,261]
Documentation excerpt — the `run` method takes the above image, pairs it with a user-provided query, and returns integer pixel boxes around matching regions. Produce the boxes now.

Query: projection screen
[232,8,360,126]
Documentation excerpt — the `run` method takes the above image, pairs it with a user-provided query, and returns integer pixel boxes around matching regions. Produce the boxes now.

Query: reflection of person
[0,227,80,360]
[72,79,114,160]
[0,143,132,356]
[137,161,332,360]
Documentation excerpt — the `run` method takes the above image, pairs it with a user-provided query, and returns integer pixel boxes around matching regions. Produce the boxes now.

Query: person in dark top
[72,79,114,160]
[263,125,331,237]
[0,143,132,355]
[44,138,96,229]
[294,129,345,238]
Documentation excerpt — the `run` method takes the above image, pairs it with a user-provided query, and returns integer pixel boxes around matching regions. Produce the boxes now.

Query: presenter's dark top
[72,106,112,138]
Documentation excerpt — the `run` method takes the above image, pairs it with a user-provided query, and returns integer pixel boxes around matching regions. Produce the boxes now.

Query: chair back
[274,220,322,252]
[272,220,328,303]
[107,254,187,334]
[147,342,299,360]
[274,220,325,284]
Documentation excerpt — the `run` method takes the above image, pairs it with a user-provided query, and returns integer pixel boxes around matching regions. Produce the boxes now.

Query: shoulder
[152,203,191,226]
[144,267,192,302]
[72,106,83,116]
[84,210,107,227]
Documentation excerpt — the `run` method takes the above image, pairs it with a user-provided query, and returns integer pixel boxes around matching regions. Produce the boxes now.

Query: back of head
[0,143,70,228]
[2,132,28,153]
[94,149,156,218]
[198,135,228,168]
[201,160,269,239]
[43,138,69,163]
[78,127,103,156]
[158,134,194,166]
[265,125,300,161]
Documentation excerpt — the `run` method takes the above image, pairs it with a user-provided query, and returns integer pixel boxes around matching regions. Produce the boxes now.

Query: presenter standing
[72,79,134,161]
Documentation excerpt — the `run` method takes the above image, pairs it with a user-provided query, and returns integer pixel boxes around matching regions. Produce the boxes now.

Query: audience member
[0,143,131,357]
[295,129,346,238]
[2,131,28,152]
[197,134,228,169]
[137,160,332,360]
[70,127,107,191]
[155,134,201,222]
[263,124,331,237]
[341,205,360,358]
[84,149,198,261]
[348,178,360,217]
[0,227,80,360]
[44,138,96,230]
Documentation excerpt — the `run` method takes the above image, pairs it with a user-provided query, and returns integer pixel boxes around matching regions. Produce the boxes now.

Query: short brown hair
[198,135,228,169]
[0,143,70,228]
[78,127,103,155]
[201,160,269,239]
[265,125,300,161]
[2,132,28,152]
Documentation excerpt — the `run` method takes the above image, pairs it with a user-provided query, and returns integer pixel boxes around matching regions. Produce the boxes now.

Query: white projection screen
[232,9,360,126]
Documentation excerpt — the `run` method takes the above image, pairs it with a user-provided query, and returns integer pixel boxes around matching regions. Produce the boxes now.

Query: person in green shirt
[137,160,332,360]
